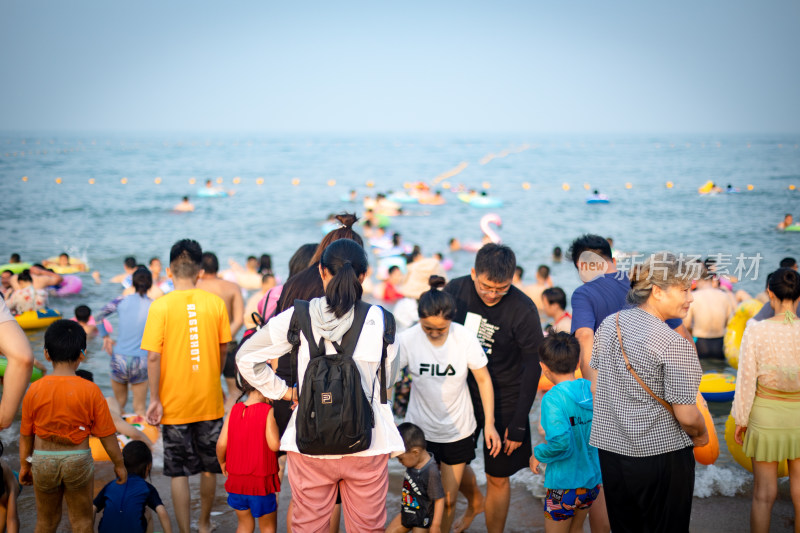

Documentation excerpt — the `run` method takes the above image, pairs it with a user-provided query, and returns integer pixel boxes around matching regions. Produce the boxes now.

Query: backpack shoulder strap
[335,300,371,356]
[378,306,395,404]
[288,300,320,395]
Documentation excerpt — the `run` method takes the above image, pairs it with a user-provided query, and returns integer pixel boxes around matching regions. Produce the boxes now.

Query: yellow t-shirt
[141,288,232,425]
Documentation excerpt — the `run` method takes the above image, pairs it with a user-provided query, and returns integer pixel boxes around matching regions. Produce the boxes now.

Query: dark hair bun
[769,267,800,301]
[428,275,446,290]
[335,213,358,229]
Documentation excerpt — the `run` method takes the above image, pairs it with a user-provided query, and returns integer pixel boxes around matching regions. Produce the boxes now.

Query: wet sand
[14,458,796,532]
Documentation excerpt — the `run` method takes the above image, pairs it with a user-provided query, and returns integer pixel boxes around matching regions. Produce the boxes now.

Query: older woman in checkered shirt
[588,252,708,533]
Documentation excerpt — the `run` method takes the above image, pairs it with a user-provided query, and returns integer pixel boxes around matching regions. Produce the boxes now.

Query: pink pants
[287,451,389,533]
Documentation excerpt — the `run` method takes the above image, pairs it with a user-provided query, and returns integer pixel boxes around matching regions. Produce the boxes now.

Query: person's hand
[114,463,128,485]
[529,455,542,474]
[692,430,710,447]
[282,386,298,410]
[219,461,227,476]
[19,463,33,485]
[102,337,115,356]
[484,424,502,458]
[503,428,522,456]
[429,525,441,533]
[146,401,163,426]
[734,425,747,446]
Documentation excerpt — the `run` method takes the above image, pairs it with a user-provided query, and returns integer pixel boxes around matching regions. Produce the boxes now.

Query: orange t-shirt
[21,375,116,444]
[141,288,231,425]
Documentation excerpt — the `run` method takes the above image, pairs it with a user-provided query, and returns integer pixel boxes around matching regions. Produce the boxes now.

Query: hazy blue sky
[1,0,798,133]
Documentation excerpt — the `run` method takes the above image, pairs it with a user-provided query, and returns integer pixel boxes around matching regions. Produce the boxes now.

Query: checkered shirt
[589,307,701,457]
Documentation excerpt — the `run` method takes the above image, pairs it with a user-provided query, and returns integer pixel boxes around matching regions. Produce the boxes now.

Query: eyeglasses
[475,280,510,296]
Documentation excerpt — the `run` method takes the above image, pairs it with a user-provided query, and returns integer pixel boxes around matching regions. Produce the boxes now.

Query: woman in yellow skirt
[733,267,800,533]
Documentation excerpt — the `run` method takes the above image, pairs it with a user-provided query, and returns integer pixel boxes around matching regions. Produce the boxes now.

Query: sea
[1,131,799,499]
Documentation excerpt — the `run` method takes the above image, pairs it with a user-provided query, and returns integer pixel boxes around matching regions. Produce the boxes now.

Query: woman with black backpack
[237,238,404,532]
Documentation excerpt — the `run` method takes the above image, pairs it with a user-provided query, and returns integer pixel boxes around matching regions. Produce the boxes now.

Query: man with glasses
[444,244,543,533]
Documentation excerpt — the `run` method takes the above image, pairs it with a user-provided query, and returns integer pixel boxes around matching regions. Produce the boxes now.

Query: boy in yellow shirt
[143,239,231,533]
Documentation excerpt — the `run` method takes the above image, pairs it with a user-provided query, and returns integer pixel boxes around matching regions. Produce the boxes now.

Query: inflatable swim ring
[51,275,83,296]
[44,257,87,274]
[694,392,719,465]
[14,308,62,330]
[724,299,764,369]
[0,357,43,382]
[699,373,736,402]
[469,196,503,208]
[197,187,227,198]
[538,369,583,392]
[376,255,407,281]
[725,414,788,477]
[784,225,800,232]
[0,262,31,274]
[586,194,610,204]
[89,415,160,461]
[698,181,715,194]
[69,315,113,334]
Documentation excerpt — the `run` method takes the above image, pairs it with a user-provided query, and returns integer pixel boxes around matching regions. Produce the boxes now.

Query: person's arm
[506,305,544,450]
[574,327,597,386]
[18,435,33,485]
[733,327,759,443]
[266,407,281,452]
[0,319,34,429]
[155,505,173,533]
[146,351,163,425]
[216,413,231,475]
[29,266,62,288]
[533,395,575,463]
[235,309,296,401]
[663,338,707,446]
[97,434,127,484]
[6,466,19,533]
[471,366,501,458]
[430,497,444,533]
[111,410,153,447]
[673,404,708,445]
[230,289,244,338]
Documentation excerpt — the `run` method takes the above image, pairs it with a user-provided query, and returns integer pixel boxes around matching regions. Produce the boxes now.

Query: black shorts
[695,337,724,359]
[426,435,476,466]
[162,418,224,477]
[222,341,239,378]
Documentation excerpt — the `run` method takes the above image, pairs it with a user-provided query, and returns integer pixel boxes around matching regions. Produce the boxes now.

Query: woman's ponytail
[321,239,369,318]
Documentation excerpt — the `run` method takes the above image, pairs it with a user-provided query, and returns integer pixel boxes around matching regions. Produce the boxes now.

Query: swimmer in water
[43,252,87,272]
[778,213,795,230]
[173,196,195,212]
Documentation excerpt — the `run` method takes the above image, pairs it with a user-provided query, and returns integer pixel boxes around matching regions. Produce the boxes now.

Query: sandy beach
[13,456,797,532]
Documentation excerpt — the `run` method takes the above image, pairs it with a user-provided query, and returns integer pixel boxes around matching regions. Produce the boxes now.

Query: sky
[1,0,798,134]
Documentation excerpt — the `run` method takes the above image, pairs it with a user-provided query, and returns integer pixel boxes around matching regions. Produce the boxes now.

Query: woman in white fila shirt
[396,275,502,533]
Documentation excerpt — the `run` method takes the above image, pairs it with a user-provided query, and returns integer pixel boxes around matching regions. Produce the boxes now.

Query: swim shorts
[31,450,94,493]
[162,419,223,477]
[110,354,148,385]
[426,435,476,466]
[227,492,277,517]
[544,485,601,521]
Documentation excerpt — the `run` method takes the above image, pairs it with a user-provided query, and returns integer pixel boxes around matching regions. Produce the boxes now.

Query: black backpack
[288,299,395,456]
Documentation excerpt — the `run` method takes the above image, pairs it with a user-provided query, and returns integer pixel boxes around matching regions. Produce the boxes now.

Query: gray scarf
[308,297,355,343]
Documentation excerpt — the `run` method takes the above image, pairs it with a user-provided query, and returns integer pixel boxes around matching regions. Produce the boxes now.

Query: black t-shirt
[444,275,543,441]
[401,455,444,529]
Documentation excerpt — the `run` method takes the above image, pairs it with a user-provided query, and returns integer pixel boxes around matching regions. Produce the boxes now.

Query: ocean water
[1,132,799,498]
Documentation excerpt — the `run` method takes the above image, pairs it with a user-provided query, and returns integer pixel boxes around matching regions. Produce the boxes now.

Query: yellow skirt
[743,394,800,463]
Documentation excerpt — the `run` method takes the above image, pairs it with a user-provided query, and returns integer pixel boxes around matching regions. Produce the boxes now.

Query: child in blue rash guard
[530,332,602,532]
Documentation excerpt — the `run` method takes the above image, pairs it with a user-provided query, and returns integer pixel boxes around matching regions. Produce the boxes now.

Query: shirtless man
[683,267,735,359]
[173,196,195,212]
[197,252,244,412]
[777,213,794,230]
[109,256,138,287]
[523,264,553,311]
[9,264,62,293]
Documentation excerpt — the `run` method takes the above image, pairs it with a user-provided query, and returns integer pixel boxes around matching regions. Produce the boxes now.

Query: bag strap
[332,300,371,357]
[289,300,321,395]
[615,312,675,418]
[378,306,395,404]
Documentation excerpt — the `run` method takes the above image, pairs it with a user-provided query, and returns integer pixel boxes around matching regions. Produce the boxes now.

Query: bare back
[197,275,244,336]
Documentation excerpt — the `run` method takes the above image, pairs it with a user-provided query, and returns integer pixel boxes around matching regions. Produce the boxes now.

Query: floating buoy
[403,182,412,189]
[482,181,491,190]
[121,177,128,184]
[88,178,95,185]
[790,185,796,191]
[291,178,300,186]
[232,177,241,184]
[583,183,591,190]
[55,177,62,184]
[666,181,674,189]
[366,180,375,188]
[562,183,570,191]
[327,179,336,187]
[522,182,531,190]
[441,181,451,190]
[256,177,264,185]
[154,177,162,184]
[22,176,28,182]
[216,177,223,184]
[747,184,754,191]
[625,182,633,189]
[189,177,196,185]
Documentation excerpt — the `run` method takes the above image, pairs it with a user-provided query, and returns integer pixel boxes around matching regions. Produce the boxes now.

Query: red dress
[224,402,280,495]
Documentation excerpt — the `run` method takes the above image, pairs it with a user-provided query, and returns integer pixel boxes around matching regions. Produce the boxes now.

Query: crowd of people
[1,213,799,533]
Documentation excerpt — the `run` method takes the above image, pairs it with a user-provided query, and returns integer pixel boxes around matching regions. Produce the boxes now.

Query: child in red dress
[216,372,281,533]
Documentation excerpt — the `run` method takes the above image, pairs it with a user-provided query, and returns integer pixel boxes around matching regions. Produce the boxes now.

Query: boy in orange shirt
[19,319,126,533]
[143,239,231,533]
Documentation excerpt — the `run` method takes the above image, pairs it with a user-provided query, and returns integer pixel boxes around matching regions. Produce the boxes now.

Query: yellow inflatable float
[89,415,159,461]
[723,299,764,369]
[725,414,788,477]
[14,309,62,330]
[699,373,736,402]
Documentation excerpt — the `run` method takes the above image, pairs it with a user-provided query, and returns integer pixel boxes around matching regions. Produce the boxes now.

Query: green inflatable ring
[0,357,43,382]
